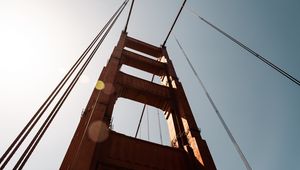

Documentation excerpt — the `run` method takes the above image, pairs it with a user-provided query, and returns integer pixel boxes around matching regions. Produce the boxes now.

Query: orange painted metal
[61,32,216,170]
[91,131,199,170]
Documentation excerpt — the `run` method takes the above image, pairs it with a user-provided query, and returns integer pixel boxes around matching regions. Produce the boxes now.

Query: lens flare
[88,121,109,143]
[95,80,105,90]
[103,82,115,95]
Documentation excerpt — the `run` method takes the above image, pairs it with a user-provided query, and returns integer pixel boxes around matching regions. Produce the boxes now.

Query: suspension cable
[146,106,150,141]
[69,3,129,168]
[0,2,123,168]
[13,2,129,168]
[138,122,142,138]
[187,6,300,86]
[124,0,135,32]
[1,1,129,169]
[157,109,163,145]
[174,35,252,170]
[162,0,187,46]
[134,74,155,138]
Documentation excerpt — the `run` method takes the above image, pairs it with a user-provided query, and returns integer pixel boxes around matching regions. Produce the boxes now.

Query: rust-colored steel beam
[121,49,166,76]
[125,35,161,58]
[116,71,171,110]
[61,32,216,170]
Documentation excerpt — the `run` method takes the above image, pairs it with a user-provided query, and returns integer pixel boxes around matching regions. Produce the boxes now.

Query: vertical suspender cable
[162,0,187,46]
[157,109,163,145]
[135,74,155,138]
[146,106,150,141]
[10,1,129,169]
[138,123,142,138]
[187,6,300,86]
[174,35,252,170]
[135,104,147,138]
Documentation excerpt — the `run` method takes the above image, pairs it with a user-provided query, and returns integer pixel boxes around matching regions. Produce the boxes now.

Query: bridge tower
[61,32,216,170]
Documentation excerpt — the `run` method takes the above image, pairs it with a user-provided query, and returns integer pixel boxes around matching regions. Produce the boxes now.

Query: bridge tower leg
[60,32,216,170]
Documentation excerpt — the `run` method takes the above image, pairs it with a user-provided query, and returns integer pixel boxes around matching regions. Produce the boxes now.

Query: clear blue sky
[0,0,299,169]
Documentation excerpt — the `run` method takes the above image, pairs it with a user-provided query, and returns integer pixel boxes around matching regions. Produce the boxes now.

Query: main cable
[187,6,300,86]
[69,2,129,168]
[124,0,135,32]
[163,0,187,46]
[0,2,119,168]
[174,35,252,170]
[11,1,129,169]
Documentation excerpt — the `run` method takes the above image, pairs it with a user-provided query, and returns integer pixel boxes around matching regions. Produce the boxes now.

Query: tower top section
[61,32,216,170]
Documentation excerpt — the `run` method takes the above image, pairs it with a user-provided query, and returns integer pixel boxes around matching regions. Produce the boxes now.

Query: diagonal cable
[0,3,118,168]
[174,35,252,170]
[13,1,129,169]
[124,0,135,32]
[163,0,187,46]
[186,6,300,86]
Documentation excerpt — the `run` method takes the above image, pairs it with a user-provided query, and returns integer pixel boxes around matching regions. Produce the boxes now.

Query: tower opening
[61,32,216,170]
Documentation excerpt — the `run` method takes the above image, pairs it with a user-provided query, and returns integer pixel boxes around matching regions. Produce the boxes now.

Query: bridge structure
[1,0,298,169]
[61,31,216,170]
